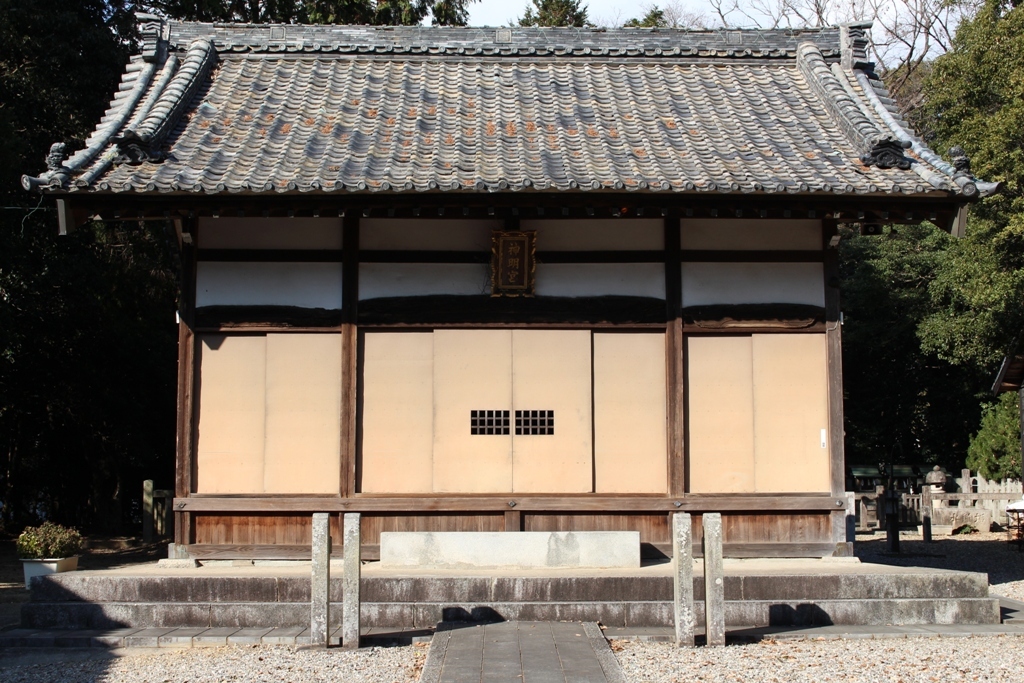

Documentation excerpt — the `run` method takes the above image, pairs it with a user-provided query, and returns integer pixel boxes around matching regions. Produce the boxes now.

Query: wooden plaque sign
[491,230,536,297]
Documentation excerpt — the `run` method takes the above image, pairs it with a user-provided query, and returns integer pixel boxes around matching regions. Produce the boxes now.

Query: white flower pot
[21,556,79,589]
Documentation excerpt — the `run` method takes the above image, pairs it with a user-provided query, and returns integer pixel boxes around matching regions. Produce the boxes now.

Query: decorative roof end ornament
[949,146,972,179]
[112,133,166,165]
[21,142,71,191]
[137,12,168,63]
[860,138,912,170]
[839,21,874,72]
[46,142,68,173]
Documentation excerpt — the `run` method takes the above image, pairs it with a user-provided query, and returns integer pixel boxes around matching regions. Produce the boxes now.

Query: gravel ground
[610,530,1024,683]
[613,637,1024,683]
[3,532,1024,682]
[0,643,426,683]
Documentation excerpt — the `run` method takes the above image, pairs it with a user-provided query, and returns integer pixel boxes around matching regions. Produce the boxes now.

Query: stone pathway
[420,621,626,683]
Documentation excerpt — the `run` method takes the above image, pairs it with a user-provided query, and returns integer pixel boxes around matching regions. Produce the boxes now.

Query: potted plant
[17,521,82,589]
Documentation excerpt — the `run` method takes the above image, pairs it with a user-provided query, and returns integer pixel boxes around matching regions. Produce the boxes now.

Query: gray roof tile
[21,16,996,198]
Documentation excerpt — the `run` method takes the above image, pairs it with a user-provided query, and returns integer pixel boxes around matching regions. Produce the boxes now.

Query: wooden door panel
[687,336,755,493]
[433,329,513,492]
[511,330,592,493]
[594,332,667,493]
[752,334,829,492]
[360,332,434,493]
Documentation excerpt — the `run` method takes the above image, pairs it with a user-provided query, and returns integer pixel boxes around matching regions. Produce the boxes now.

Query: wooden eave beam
[58,193,964,228]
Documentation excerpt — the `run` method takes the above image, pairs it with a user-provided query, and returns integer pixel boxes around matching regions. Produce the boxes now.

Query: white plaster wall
[196,262,343,308]
[198,218,343,250]
[359,263,491,300]
[681,262,824,307]
[681,219,822,251]
[360,219,499,251]
[536,264,665,299]
[523,219,663,250]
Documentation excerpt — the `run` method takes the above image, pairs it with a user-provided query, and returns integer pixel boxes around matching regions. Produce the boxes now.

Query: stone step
[21,597,1000,630]
[28,571,991,605]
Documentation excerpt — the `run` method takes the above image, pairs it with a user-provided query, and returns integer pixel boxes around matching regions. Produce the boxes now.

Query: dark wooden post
[665,213,684,497]
[340,211,359,498]
[823,220,848,554]
[173,214,197,559]
[921,485,932,543]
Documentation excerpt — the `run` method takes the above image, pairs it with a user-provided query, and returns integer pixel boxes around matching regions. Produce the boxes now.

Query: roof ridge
[796,42,911,171]
[113,39,217,164]
[161,17,842,58]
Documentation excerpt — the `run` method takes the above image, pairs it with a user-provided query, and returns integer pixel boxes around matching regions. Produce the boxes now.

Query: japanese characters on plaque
[491,230,537,297]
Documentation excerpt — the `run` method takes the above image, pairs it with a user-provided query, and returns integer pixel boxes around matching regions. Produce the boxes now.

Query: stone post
[672,512,695,647]
[342,512,361,650]
[311,513,331,647]
[143,479,154,543]
[702,513,725,647]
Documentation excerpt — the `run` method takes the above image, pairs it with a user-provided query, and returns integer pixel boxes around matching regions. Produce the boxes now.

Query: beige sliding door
[360,332,434,493]
[195,333,341,494]
[593,332,668,493]
[432,329,514,492]
[511,330,592,493]
[686,333,829,494]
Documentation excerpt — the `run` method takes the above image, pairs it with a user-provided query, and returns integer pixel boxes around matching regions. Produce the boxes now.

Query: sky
[467,0,691,28]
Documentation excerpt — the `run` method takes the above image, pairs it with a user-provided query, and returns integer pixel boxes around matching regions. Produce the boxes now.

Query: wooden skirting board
[183,541,839,561]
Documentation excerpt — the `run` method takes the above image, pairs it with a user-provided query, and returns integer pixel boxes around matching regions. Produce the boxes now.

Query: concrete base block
[380,531,640,569]
[932,509,993,532]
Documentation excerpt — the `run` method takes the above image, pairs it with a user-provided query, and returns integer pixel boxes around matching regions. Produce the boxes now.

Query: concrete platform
[380,531,640,569]
[17,558,1000,631]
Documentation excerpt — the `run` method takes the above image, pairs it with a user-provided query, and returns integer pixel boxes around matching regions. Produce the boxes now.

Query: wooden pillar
[143,480,154,543]
[1020,387,1024,493]
[173,216,197,557]
[341,211,360,498]
[672,512,695,647]
[665,214,685,497]
[922,485,933,542]
[822,219,848,554]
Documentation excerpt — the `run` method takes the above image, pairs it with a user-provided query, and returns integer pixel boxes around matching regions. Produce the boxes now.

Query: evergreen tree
[967,392,1022,480]
[912,0,1024,475]
[1,0,179,533]
[145,0,476,26]
[518,0,588,27]
[624,6,666,28]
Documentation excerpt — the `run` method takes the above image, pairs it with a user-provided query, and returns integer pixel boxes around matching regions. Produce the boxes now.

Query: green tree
[910,1,1024,477]
[839,223,986,471]
[1,0,179,533]
[518,0,588,26]
[146,0,477,26]
[967,392,1022,480]
[915,0,1024,366]
[624,6,666,27]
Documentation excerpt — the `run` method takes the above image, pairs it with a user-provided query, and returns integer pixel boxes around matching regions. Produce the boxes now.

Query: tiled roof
[22,14,997,199]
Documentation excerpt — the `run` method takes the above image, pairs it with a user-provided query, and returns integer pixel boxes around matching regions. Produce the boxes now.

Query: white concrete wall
[681,262,824,307]
[360,219,498,251]
[198,217,343,250]
[522,219,663,251]
[196,262,343,308]
[359,263,491,299]
[681,219,821,251]
[536,263,665,299]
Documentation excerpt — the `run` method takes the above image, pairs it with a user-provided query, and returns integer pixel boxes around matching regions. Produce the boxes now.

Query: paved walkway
[420,621,625,683]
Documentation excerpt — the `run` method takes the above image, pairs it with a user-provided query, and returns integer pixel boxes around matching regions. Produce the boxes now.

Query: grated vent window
[471,410,510,435]
[515,410,554,435]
